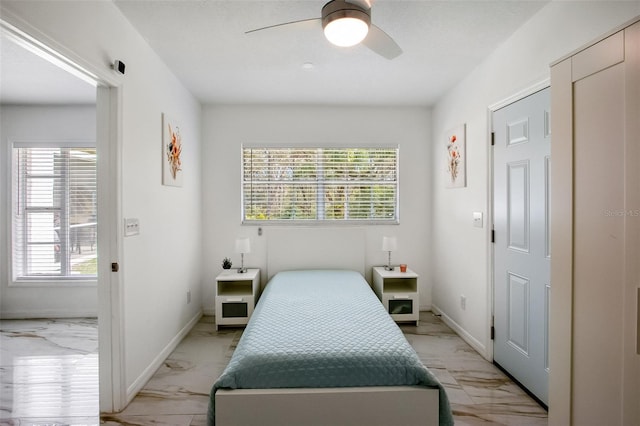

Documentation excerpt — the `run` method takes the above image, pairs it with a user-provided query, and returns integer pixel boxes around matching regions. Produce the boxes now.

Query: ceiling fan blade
[245,18,321,35]
[362,24,402,60]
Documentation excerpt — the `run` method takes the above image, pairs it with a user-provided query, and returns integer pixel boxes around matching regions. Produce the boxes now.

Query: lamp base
[237,253,247,273]
[384,250,394,271]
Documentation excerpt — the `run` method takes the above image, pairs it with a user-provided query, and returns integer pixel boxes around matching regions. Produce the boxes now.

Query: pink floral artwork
[162,113,183,187]
[446,124,466,188]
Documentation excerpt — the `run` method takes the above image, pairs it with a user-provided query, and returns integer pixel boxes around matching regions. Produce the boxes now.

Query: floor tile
[101,414,194,425]
[0,319,99,423]
[1,313,547,425]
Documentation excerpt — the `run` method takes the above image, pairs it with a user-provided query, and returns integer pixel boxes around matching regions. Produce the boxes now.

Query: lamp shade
[235,237,251,254]
[382,236,397,252]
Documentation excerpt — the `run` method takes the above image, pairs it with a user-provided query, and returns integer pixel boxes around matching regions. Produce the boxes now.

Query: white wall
[0,105,97,318]
[202,105,433,312]
[431,1,640,358]
[0,0,203,401]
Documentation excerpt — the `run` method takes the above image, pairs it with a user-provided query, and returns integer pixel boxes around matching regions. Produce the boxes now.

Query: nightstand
[215,268,260,330]
[372,266,419,325]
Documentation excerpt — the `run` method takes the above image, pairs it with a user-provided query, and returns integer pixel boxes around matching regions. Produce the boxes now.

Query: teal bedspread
[207,269,453,426]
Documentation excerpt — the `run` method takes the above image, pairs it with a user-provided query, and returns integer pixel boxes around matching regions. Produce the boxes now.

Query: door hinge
[491,132,495,146]
[111,262,119,272]
[491,229,495,243]
[490,315,495,340]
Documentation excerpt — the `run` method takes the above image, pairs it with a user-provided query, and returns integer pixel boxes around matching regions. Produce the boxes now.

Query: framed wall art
[162,113,183,187]
[445,123,466,188]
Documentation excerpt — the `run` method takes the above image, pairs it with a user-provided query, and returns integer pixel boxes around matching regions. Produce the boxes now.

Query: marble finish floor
[0,318,99,425]
[1,313,547,425]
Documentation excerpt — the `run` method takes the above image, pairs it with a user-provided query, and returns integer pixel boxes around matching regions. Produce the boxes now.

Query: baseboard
[126,309,203,403]
[431,304,490,361]
[0,310,97,319]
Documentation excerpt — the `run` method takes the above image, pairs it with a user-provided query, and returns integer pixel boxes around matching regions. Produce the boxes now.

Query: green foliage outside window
[242,147,398,223]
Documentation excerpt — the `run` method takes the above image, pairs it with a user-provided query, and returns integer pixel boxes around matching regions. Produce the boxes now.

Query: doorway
[492,87,550,406]
[0,20,123,417]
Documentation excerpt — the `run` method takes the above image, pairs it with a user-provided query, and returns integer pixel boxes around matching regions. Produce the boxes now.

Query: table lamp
[235,237,251,273]
[382,236,397,271]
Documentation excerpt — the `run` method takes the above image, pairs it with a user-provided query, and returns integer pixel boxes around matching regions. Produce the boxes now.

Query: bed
[207,267,453,425]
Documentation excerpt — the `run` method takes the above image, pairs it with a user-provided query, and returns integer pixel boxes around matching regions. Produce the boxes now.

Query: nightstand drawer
[216,295,255,327]
[221,302,248,318]
[381,293,418,322]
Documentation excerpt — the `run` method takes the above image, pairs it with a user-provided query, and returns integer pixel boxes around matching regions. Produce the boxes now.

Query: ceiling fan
[246,0,402,60]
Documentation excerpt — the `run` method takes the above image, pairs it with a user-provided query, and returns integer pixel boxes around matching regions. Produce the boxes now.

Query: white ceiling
[114,0,548,106]
[0,0,549,107]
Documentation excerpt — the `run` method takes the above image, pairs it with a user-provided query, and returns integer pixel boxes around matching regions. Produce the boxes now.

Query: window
[242,146,398,224]
[12,144,97,281]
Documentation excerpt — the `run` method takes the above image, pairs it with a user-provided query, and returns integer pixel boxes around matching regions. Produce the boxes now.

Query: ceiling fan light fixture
[322,0,371,47]
[324,17,369,47]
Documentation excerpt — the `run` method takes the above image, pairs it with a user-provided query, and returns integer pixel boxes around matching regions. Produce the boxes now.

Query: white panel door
[493,87,550,405]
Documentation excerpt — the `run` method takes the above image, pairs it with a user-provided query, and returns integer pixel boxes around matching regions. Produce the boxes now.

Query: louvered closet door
[493,87,550,406]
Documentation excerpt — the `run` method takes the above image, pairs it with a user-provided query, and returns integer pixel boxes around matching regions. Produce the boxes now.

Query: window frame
[10,140,97,286]
[241,144,400,226]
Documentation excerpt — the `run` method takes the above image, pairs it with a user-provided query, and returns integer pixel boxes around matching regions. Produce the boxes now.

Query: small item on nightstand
[400,264,407,273]
[222,257,232,269]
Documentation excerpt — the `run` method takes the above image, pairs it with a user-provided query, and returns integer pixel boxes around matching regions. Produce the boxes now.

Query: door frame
[96,84,125,412]
[486,78,550,363]
[0,17,126,413]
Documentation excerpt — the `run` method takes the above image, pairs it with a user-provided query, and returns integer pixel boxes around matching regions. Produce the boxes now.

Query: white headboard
[266,227,365,281]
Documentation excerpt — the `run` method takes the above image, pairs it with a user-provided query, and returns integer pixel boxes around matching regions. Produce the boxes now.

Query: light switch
[473,212,483,228]
[124,217,140,236]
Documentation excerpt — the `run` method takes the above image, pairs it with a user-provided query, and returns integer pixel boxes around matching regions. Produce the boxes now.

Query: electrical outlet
[460,295,467,310]
[187,289,191,304]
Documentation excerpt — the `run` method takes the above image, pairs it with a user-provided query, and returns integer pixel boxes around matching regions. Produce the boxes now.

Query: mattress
[207,269,453,426]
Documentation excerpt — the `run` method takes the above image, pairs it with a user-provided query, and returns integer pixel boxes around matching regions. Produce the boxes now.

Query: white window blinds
[12,145,97,280]
[242,147,399,223]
